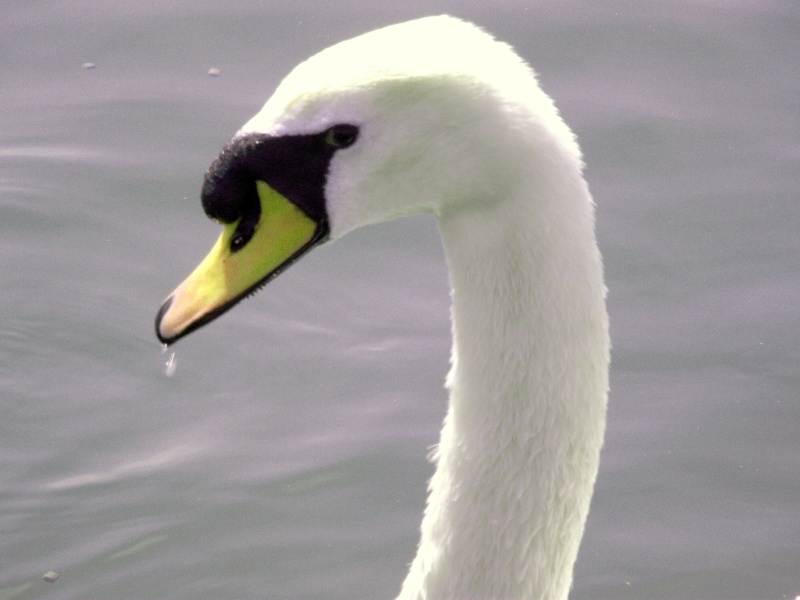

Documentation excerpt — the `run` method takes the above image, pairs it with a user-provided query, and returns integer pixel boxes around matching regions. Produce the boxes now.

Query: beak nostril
[230,226,254,251]
[228,196,261,252]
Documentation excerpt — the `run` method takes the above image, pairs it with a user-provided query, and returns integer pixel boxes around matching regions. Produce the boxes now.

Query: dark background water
[2,1,798,598]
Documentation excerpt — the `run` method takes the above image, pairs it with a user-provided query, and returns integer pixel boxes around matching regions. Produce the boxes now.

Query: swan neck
[399,178,609,600]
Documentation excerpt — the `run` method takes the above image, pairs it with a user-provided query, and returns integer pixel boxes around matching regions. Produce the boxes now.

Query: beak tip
[155,295,177,345]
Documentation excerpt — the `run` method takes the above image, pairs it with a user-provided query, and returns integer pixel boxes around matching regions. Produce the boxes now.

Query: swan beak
[155,180,327,345]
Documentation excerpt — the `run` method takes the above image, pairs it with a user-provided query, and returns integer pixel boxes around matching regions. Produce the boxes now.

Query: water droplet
[164,351,177,377]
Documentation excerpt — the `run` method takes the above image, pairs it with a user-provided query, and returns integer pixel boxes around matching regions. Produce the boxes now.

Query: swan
[155,15,609,599]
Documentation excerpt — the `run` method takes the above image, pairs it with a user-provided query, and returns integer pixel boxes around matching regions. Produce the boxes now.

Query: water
[2,1,799,598]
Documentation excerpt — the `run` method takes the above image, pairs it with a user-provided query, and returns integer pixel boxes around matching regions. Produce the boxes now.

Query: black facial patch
[201,126,359,250]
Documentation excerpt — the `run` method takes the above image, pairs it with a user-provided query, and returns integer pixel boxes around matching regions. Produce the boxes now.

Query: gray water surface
[2,2,799,598]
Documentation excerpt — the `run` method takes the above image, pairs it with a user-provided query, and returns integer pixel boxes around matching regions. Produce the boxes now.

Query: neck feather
[398,167,609,600]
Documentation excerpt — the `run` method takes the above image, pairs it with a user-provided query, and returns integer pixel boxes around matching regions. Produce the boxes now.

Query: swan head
[156,15,582,344]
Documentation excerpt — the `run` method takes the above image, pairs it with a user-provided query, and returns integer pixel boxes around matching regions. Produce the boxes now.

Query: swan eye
[325,124,359,148]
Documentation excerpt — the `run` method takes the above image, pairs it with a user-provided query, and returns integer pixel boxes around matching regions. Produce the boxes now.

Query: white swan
[156,16,609,600]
